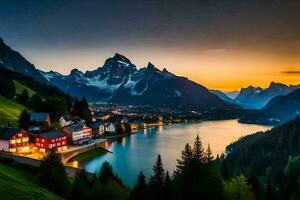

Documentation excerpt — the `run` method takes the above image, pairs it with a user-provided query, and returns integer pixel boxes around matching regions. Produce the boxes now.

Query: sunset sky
[1,0,300,91]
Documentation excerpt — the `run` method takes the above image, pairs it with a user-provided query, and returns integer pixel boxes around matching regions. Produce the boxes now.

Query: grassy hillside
[0,80,36,127]
[0,95,25,127]
[0,163,63,200]
[13,80,36,97]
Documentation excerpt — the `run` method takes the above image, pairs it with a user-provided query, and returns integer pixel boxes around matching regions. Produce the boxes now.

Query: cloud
[281,70,300,74]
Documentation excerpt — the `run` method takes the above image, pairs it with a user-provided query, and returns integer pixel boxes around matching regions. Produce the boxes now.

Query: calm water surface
[75,120,271,186]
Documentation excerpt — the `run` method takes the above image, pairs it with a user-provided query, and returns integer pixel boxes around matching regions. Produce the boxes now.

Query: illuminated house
[105,122,116,133]
[29,112,51,132]
[63,122,92,144]
[91,120,105,137]
[59,116,73,127]
[130,122,140,131]
[0,128,30,153]
[35,130,67,153]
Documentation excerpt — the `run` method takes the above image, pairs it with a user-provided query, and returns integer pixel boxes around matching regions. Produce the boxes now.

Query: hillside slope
[0,95,24,127]
[210,90,235,104]
[226,117,300,177]
[0,37,47,83]
[0,163,63,200]
[13,80,36,97]
[0,67,70,100]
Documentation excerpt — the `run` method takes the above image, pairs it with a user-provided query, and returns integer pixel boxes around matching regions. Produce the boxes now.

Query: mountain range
[41,53,236,110]
[239,87,300,125]
[0,37,237,111]
[211,82,300,110]
[234,83,300,109]
[1,36,299,119]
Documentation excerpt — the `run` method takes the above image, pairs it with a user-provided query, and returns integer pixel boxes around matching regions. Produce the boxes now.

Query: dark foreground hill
[226,117,300,178]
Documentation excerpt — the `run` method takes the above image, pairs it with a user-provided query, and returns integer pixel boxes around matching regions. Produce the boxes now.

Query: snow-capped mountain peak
[40,53,236,110]
[235,82,300,109]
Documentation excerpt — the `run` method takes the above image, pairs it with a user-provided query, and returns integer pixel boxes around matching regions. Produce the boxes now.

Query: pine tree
[175,143,192,174]
[130,171,148,200]
[204,144,214,163]
[136,171,147,188]
[99,161,115,184]
[73,97,92,124]
[17,89,29,106]
[164,171,171,187]
[0,78,15,98]
[81,97,92,124]
[192,134,205,164]
[149,155,165,199]
[29,94,44,111]
[284,162,298,199]
[248,162,260,198]
[221,158,230,180]
[39,148,70,197]
[43,97,68,122]
[73,97,81,115]
[264,167,274,200]
[174,135,225,200]
[163,171,172,199]
[150,154,165,187]
[70,168,90,200]
[18,109,30,130]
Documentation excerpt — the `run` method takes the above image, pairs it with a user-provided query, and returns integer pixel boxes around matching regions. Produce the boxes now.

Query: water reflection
[158,125,163,133]
[121,137,126,146]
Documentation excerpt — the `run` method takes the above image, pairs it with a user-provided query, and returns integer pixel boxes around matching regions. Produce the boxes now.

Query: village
[0,110,165,161]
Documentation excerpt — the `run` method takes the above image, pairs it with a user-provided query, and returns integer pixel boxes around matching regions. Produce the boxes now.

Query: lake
[72,119,271,187]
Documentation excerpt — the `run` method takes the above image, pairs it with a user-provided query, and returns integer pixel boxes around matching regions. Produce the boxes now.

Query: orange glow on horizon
[27,47,300,91]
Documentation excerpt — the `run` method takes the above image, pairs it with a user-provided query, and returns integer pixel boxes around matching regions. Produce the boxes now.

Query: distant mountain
[210,90,235,104]
[0,37,47,83]
[225,91,239,99]
[235,82,300,109]
[239,88,300,125]
[41,53,237,110]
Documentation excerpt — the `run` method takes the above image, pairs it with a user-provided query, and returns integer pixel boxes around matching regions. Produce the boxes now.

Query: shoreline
[67,130,139,165]
[67,118,267,167]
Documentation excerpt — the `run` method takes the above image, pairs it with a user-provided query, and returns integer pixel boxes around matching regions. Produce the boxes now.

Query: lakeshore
[72,119,272,186]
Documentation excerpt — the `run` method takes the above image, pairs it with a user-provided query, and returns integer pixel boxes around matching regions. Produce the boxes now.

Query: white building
[59,116,72,128]
[63,122,92,144]
[105,122,116,133]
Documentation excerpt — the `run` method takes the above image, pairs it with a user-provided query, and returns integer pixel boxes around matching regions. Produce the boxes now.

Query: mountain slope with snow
[42,53,237,110]
[234,82,300,109]
[239,88,300,125]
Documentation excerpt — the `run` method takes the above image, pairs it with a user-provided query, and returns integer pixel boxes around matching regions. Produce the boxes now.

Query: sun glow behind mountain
[24,47,300,91]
